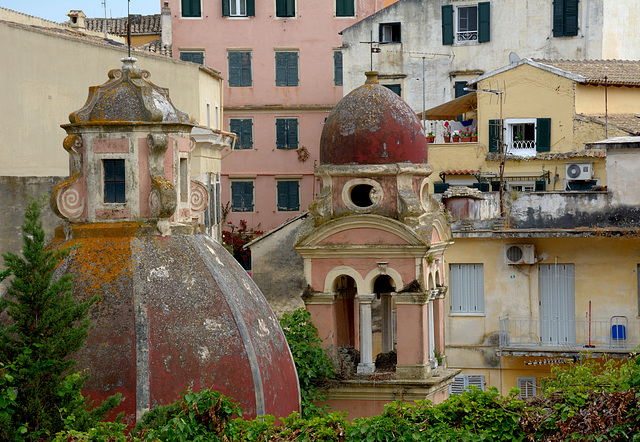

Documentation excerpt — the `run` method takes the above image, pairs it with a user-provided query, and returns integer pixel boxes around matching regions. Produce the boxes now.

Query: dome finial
[365,71,379,84]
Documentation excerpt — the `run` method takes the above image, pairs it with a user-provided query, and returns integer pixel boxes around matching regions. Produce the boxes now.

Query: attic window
[342,178,383,213]
[104,159,125,203]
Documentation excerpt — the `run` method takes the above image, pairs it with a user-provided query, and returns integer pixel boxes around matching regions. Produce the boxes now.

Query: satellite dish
[509,52,520,64]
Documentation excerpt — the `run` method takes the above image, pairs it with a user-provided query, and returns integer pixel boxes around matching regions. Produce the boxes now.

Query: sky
[1,0,162,23]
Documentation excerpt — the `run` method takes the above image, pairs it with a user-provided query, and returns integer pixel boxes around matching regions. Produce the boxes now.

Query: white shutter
[517,377,536,399]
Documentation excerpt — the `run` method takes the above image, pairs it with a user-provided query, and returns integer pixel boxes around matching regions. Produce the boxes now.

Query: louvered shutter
[289,52,299,86]
[222,0,230,16]
[241,119,253,149]
[442,5,454,45]
[536,118,551,152]
[449,375,466,395]
[240,52,251,86]
[478,2,490,43]
[517,377,537,398]
[228,52,240,86]
[276,119,287,148]
[246,0,255,16]
[276,52,287,86]
[564,0,579,36]
[334,51,343,86]
[553,0,565,36]
[288,119,298,149]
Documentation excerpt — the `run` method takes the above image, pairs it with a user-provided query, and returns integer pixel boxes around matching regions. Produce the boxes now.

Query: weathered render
[341,0,640,114]
[47,59,300,425]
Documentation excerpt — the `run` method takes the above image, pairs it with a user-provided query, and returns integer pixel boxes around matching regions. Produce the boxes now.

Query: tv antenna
[360,30,381,71]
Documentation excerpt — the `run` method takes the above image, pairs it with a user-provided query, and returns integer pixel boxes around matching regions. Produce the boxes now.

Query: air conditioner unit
[566,163,593,180]
[505,244,536,265]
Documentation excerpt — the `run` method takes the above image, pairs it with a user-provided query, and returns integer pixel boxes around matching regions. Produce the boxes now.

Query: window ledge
[449,313,486,317]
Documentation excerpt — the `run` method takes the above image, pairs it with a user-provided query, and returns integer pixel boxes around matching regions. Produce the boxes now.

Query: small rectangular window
[231,181,254,212]
[180,51,204,65]
[553,0,579,37]
[104,159,125,203]
[379,22,401,43]
[335,0,355,17]
[275,52,299,87]
[334,50,343,86]
[229,118,253,150]
[222,0,255,16]
[228,51,252,87]
[276,0,295,17]
[449,375,485,395]
[276,118,298,149]
[182,0,201,17]
[457,6,478,42]
[517,377,537,399]
[383,84,401,96]
[277,180,300,211]
[450,264,484,314]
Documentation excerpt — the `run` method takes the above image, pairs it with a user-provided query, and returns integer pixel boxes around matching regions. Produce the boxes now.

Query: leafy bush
[279,309,335,418]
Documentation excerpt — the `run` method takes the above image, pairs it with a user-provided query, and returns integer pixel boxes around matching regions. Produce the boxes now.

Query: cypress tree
[0,199,120,440]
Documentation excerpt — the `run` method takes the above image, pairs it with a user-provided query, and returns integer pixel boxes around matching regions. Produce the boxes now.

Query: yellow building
[424,59,640,397]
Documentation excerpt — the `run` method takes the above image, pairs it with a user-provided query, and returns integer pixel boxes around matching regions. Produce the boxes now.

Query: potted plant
[443,129,451,143]
[471,129,478,142]
[452,131,460,142]
[426,131,435,143]
[460,128,472,142]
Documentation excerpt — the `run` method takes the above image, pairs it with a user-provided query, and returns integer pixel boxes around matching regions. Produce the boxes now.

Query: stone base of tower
[316,368,460,419]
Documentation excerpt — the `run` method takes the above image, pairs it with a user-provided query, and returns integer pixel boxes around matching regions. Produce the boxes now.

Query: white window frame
[517,377,537,399]
[230,0,247,17]
[449,264,484,315]
[450,374,485,395]
[456,5,478,43]
[505,118,537,157]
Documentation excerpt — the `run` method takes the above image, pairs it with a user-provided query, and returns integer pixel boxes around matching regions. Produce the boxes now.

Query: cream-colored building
[425,59,640,396]
[0,6,227,279]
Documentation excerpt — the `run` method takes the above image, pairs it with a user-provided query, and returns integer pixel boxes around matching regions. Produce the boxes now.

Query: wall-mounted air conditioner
[505,244,536,265]
[566,163,593,181]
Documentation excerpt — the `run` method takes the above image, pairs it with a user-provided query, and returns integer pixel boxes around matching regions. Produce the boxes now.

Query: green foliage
[0,199,120,440]
[279,308,335,418]
[132,400,181,436]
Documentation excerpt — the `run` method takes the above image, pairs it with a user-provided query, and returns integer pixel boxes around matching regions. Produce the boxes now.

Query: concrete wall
[0,18,221,177]
[341,0,640,113]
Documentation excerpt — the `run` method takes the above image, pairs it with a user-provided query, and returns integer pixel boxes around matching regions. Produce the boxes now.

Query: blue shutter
[489,119,502,153]
[442,5,454,45]
[275,52,287,86]
[288,119,298,149]
[222,0,230,16]
[246,0,255,16]
[478,2,490,43]
[564,0,579,36]
[536,118,551,152]
[276,119,287,148]
[228,52,240,87]
[334,51,343,86]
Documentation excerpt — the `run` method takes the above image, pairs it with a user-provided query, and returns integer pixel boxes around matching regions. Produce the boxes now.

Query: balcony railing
[499,316,640,351]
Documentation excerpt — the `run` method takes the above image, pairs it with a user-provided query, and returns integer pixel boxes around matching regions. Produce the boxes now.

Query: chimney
[66,10,86,30]
[161,2,172,47]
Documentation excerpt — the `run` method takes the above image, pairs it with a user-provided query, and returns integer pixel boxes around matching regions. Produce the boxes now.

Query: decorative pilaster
[395,291,431,379]
[304,292,338,349]
[356,293,376,374]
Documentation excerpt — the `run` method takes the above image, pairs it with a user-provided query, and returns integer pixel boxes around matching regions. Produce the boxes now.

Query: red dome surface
[320,73,428,165]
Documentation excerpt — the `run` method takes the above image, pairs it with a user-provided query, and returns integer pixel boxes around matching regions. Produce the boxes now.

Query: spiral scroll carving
[149,189,161,217]
[57,188,85,219]
[190,180,209,214]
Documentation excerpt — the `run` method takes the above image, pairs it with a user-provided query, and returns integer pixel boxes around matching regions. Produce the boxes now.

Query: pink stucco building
[168,0,383,240]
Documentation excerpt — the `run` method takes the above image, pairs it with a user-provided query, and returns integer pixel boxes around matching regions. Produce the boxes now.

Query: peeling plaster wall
[340,0,640,113]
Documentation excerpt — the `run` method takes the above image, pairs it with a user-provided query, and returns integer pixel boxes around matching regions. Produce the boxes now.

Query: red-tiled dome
[320,72,428,165]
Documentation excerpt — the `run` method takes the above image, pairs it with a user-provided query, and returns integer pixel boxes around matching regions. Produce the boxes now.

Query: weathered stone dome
[320,71,428,165]
[49,58,300,425]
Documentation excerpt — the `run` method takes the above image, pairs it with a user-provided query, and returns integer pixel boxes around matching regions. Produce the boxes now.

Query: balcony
[499,316,640,353]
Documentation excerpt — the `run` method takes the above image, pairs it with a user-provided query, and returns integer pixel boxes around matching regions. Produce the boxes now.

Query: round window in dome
[342,178,383,212]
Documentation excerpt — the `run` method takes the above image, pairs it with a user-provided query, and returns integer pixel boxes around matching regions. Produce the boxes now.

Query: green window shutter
[336,0,345,16]
[535,180,546,191]
[338,0,355,17]
[288,119,298,149]
[241,119,253,149]
[383,84,401,96]
[222,0,230,16]
[454,81,468,98]
[536,118,551,152]
[277,181,300,211]
[378,24,383,43]
[277,181,287,210]
[182,0,201,17]
[478,2,490,43]
[442,5,454,45]
[334,51,343,86]
[488,119,502,153]
[553,0,564,37]
[564,0,579,36]
[228,52,240,86]
[287,0,295,16]
[241,52,252,87]
[276,119,287,148]
[229,119,241,143]
[246,0,255,16]
[275,52,287,86]
[289,52,298,86]
[232,181,253,211]
[277,0,294,17]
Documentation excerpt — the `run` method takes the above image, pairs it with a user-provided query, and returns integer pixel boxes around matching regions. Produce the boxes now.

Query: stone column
[381,293,394,353]
[304,292,338,349]
[356,293,376,374]
[433,287,447,367]
[428,290,437,367]
[395,291,431,379]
